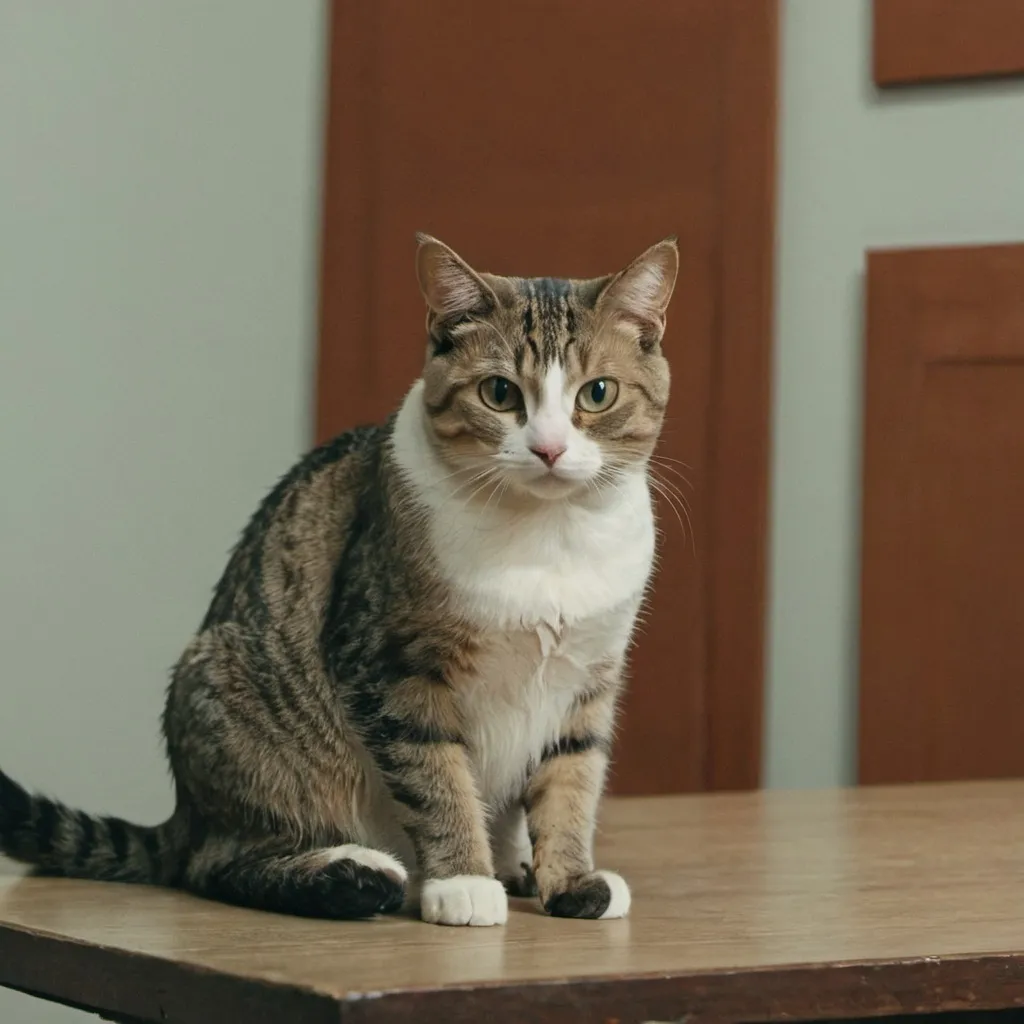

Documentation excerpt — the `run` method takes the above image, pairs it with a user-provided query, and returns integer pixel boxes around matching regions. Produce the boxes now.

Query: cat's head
[415,234,677,500]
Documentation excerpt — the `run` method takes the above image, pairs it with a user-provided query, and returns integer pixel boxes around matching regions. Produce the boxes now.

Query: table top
[3,780,1024,1023]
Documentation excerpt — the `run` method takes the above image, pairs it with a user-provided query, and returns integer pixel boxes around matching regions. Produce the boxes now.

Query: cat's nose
[530,444,566,468]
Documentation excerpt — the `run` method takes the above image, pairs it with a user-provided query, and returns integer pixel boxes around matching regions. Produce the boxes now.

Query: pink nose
[530,444,566,468]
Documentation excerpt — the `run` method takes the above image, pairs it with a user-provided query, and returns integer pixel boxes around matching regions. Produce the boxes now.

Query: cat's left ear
[596,237,679,349]
[416,233,496,319]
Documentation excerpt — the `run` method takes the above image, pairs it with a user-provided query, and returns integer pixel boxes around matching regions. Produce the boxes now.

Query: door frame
[315,0,779,791]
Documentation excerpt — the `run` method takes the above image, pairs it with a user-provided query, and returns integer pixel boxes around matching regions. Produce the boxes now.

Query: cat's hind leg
[491,803,537,898]
[186,837,407,919]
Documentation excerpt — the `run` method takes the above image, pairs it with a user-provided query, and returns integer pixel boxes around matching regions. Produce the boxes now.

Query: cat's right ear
[416,233,496,319]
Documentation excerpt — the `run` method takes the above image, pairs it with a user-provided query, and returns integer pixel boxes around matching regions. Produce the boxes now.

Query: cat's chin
[510,472,593,502]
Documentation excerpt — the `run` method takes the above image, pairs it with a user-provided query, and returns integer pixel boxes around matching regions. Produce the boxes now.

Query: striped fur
[0,235,677,924]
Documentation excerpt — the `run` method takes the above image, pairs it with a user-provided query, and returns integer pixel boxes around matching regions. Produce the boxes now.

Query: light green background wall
[3,1,1024,1019]
[765,0,1024,787]
[0,2,326,1020]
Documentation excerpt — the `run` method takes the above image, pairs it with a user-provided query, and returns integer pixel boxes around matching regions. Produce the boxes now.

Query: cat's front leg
[359,677,506,927]
[524,679,631,920]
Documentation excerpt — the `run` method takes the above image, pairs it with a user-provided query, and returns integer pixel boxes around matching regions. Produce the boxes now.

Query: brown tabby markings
[0,233,678,924]
[422,273,669,465]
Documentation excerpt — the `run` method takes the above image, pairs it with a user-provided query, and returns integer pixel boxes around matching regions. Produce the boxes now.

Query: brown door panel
[317,1,778,793]
[860,244,1024,784]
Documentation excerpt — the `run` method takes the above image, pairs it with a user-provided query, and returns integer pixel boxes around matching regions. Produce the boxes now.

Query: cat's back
[202,423,388,631]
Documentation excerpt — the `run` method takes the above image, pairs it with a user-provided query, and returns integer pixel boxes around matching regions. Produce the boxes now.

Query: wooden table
[3,781,1024,1023]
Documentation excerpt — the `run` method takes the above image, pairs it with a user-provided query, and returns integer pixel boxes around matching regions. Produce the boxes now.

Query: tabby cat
[0,233,678,926]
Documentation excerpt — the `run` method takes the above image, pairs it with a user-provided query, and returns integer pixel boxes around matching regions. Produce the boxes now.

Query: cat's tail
[0,768,186,886]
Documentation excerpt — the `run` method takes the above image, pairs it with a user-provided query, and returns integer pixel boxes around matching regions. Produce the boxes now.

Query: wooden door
[859,245,1024,784]
[317,0,777,793]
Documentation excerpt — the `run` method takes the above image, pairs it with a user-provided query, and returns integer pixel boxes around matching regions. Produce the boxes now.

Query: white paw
[594,869,631,919]
[420,874,508,926]
[324,844,408,884]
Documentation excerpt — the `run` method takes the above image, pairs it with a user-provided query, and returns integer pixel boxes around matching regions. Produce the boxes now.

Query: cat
[0,233,678,926]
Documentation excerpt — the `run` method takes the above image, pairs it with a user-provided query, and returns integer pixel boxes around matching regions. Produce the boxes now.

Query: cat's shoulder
[242,422,389,549]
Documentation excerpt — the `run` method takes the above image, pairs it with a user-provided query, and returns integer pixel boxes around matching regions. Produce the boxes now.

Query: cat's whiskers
[429,464,489,489]
[588,466,641,516]
[646,471,696,556]
[611,446,695,493]
[422,468,502,549]
[647,478,688,540]
[647,456,695,492]
[474,474,508,534]
[447,474,493,503]
[648,453,694,473]
[649,469,694,522]
[602,454,693,550]
[444,466,502,504]
[454,469,502,513]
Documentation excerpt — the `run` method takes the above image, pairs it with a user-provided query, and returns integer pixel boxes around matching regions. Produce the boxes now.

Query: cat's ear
[596,237,679,348]
[416,233,496,319]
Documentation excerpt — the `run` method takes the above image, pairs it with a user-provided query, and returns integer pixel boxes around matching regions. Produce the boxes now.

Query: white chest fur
[456,604,639,804]
[392,384,655,805]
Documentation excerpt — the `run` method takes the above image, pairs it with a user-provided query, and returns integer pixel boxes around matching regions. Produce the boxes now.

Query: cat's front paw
[544,870,631,920]
[420,875,508,926]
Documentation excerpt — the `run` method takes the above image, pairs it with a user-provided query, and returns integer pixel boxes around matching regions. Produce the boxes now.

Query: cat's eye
[576,378,619,413]
[479,376,522,412]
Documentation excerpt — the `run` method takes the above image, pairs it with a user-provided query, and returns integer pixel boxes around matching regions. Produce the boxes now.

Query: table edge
[5,920,1024,1023]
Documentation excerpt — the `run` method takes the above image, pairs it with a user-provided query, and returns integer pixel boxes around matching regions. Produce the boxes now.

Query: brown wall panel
[874,0,1024,86]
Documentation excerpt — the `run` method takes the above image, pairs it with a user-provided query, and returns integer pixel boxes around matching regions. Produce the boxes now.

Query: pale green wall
[0,2,325,1020]
[764,0,1024,788]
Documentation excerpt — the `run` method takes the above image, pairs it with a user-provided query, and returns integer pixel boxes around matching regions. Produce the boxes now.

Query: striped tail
[0,768,183,885]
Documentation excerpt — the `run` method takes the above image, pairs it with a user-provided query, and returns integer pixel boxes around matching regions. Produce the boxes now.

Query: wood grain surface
[4,782,1024,1022]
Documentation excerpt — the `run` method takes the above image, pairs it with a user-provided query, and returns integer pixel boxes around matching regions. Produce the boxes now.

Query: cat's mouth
[511,464,594,500]
[473,452,603,501]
